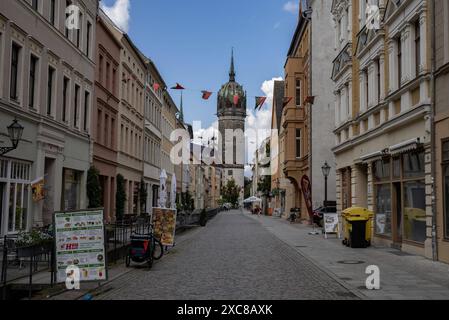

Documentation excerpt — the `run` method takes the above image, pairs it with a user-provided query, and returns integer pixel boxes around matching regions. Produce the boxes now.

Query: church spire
[229,48,235,82]
[179,91,184,123]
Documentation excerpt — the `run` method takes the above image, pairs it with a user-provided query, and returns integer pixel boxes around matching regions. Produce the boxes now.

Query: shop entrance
[392,182,403,247]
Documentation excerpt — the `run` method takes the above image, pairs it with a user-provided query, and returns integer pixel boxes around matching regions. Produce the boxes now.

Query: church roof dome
[217,50,247,114]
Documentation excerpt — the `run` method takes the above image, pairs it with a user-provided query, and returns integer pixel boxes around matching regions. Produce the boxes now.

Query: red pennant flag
[171,83,185,90]
[233,95,239,105]
[283,97,293,107]
[153,83,160,91]
[255,97,267,110]
[143,240,149,252]
[202,91,212,100]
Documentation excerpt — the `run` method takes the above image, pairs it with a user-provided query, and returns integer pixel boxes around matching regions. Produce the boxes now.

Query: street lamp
[0,119,24,155]
[321,161,331,204]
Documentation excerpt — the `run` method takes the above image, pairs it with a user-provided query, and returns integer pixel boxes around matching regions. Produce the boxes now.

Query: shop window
[403,151,424,178]
[403,180,426,243]
[393,157,401,179]
[373,158,390,182]
[375,184,392,236]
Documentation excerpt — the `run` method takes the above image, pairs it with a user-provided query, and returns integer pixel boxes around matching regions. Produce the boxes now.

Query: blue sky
[101,0,299,130]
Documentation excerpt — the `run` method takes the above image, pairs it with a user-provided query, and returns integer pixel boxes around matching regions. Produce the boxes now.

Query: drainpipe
[430,0,438,261]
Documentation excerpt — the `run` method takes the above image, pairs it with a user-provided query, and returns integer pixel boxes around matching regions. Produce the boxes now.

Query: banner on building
[54,209,107,283]
[300,175,313,218]
[31,177,45,202]
[152,207,177,246]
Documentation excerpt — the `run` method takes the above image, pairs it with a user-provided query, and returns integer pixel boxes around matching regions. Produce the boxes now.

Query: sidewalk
[245,211,449,300]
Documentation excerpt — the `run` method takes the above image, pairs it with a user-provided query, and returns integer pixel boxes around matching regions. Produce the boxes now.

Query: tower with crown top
[217,50,246,204]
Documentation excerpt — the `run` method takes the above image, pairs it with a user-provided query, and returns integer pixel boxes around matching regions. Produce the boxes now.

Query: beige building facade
[0,0,98,235]
[332,0,434,257]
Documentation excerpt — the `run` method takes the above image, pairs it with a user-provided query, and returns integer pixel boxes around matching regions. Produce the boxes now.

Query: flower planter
[17,242,53,258]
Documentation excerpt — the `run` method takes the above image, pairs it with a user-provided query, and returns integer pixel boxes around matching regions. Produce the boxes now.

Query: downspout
[430,0,438,261]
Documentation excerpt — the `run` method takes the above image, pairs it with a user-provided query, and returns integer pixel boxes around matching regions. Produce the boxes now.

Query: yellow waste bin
[342,207,374,248]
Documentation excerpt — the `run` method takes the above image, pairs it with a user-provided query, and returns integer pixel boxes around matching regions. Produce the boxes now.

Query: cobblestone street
[92,210,358,300]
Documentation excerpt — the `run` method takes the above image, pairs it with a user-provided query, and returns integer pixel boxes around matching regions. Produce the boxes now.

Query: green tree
[87,166,102,209]
[221,178,241,207]
[116,174,126,221]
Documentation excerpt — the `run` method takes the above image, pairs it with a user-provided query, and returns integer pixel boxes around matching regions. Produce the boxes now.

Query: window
[104,114,109,147]
[28,55,38,108]
[295,79,301,107]
[74,84,80,128]
[375,184,392,236]
[403,180,426,243]
[97,109,102,143]
[62,77,69,122]
[443,141,449,238]
[397,37,402,87]
[86,21,92,57]
[10,43,21,100]
[295,129,301,158]
[373,158,391,182]
[47,67,55,116]
[50,0,56,25]
[364,68,369,108]
[65,1,72,39]
[98,55,103,83]
[83,91,90,131]
[62,168,81,211]
[376,58,381,102]
[76,12,82,48]
[415,20,421,77]
[31,0,38,11]
[112,68,116,95]
[403,151,424,178]
[106,62,110,91]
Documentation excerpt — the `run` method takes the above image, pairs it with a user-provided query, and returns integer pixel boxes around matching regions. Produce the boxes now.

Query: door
[392,182,403,247]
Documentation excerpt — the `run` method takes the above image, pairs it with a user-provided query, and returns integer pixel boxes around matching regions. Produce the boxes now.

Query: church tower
[217,50,246,204]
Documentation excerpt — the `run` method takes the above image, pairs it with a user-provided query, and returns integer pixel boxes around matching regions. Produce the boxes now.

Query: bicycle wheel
[152,238,164,260]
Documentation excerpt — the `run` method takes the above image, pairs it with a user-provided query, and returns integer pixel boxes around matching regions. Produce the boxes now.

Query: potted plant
[16,230,53,257]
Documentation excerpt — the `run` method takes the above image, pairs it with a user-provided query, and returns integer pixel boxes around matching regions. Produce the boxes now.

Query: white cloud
[101,0,131,33]
[283,1,299,14]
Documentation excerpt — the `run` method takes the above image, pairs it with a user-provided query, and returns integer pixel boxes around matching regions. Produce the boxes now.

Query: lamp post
[0,119,24,156]
[321,161,331,205]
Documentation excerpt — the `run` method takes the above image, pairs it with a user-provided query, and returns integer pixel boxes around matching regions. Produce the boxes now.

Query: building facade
[332,0,433,257]
[107,25,146,216]
[281,14,310,220]
[142,57,163,214]
[434,0,449,263]
[93,11,121,222]
[0,0,97,236]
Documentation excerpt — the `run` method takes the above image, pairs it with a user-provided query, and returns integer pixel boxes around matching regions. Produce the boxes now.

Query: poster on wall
[31,177,45,202]
[324,213,340,239]
[152,207,177,246]
[54,209,107,283]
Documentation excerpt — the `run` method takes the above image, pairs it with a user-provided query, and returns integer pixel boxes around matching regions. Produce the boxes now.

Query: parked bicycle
[125,225,164,269]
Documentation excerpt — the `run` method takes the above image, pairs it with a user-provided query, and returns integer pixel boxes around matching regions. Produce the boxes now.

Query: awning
[359,151,385,163]
[389,138,422,156]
